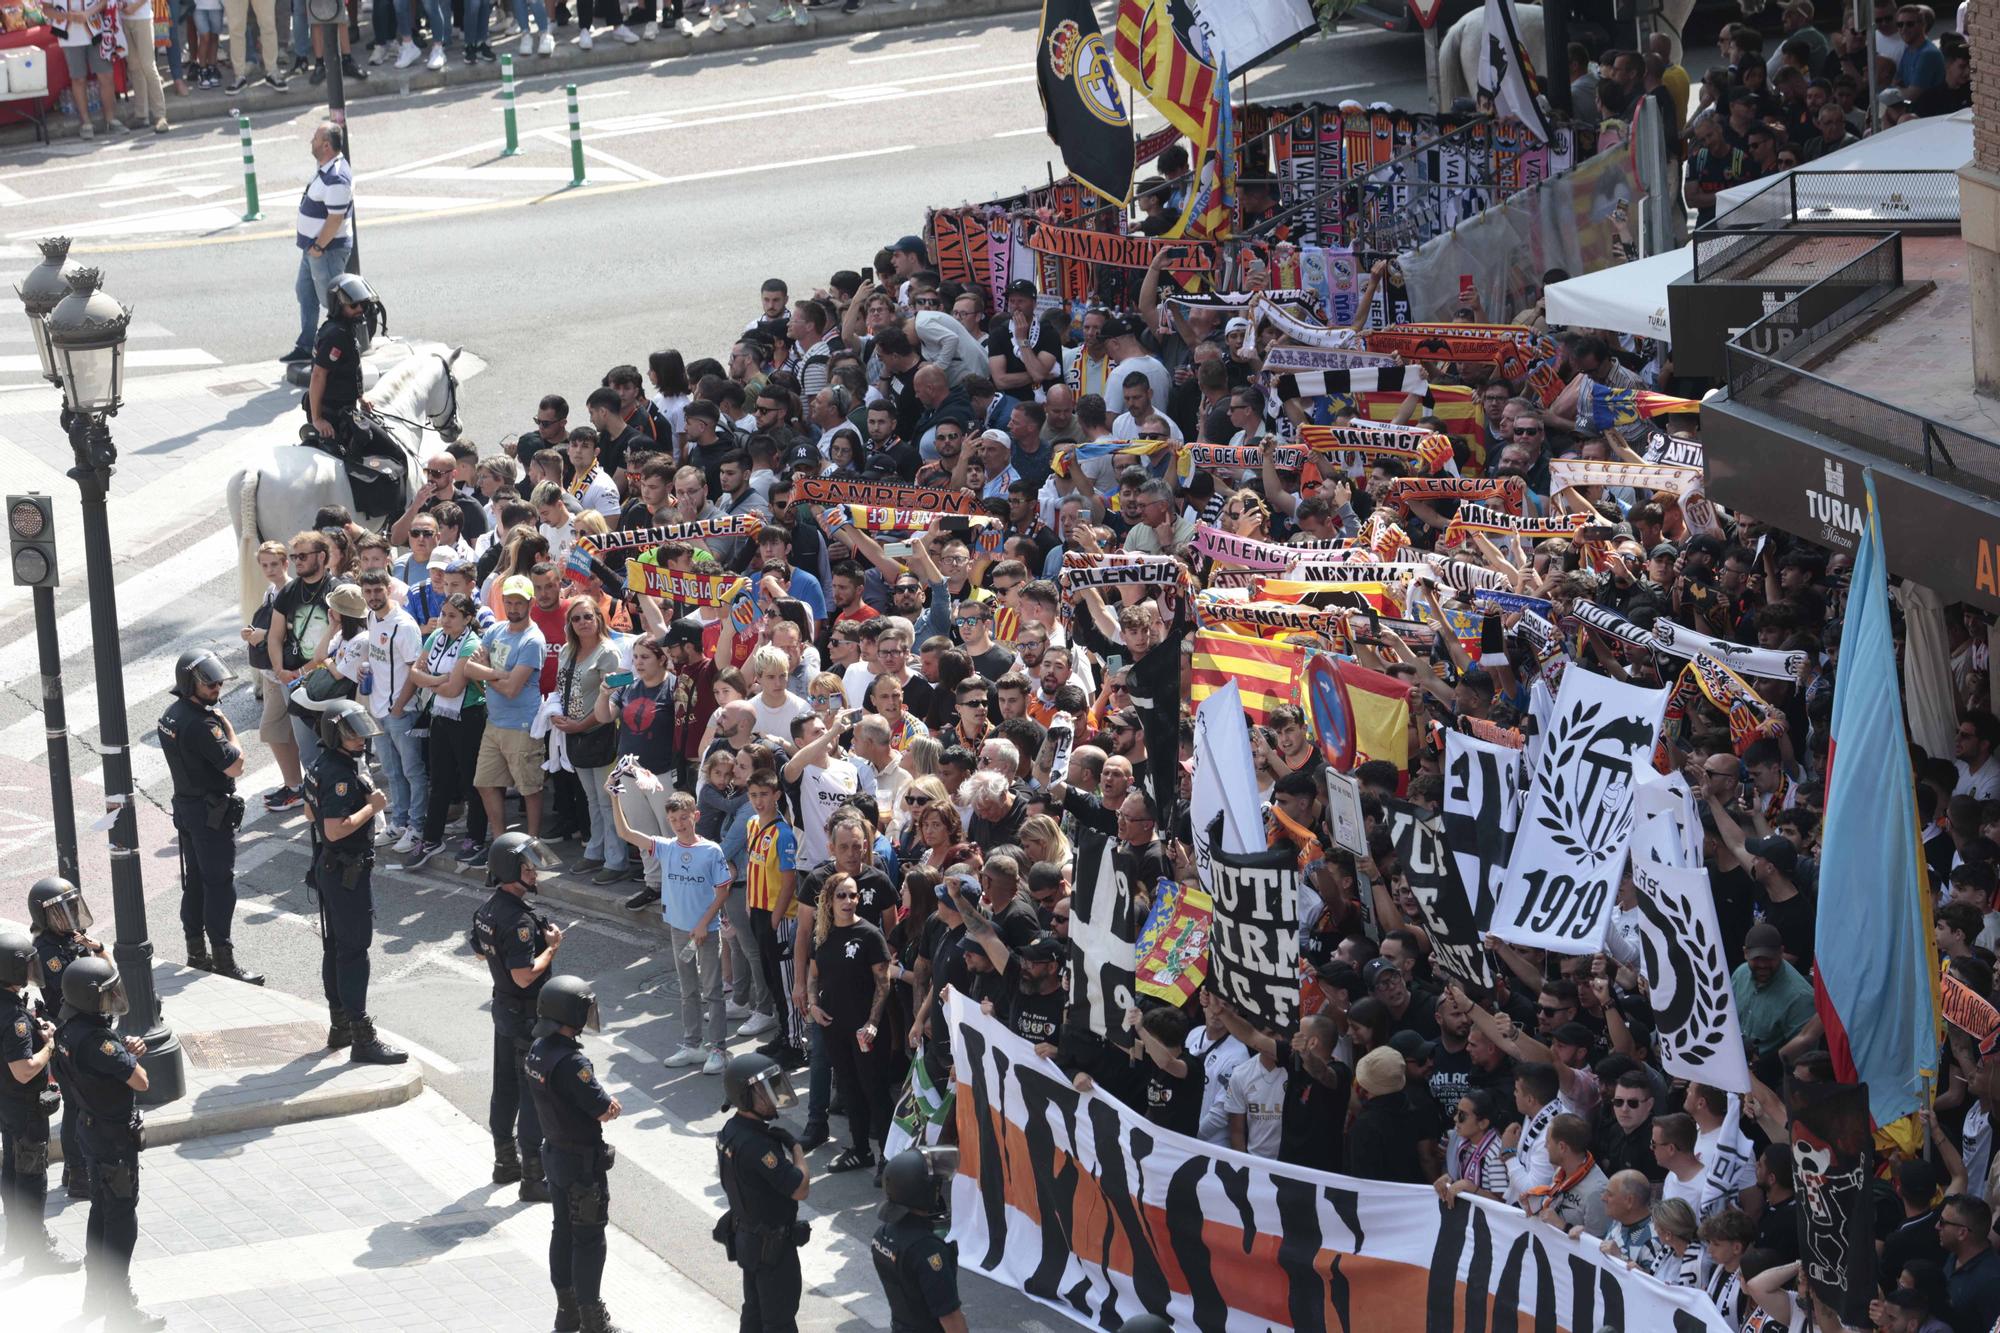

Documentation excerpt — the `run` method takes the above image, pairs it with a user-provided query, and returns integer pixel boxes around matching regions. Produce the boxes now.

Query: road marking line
[575,143,667,185]
[579,72,1032,142]
[0,136,292,183]
[848,41,976,62]
[992,126,1043,137]
[1249,80,1374,100]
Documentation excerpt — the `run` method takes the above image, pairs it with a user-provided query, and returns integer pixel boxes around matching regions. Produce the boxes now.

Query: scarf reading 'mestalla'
[1439,503,1590,550]
[1547,457,1702,498]
[1382,475,1525,514]
[583,514,763,554]
[1567,599,1807,683]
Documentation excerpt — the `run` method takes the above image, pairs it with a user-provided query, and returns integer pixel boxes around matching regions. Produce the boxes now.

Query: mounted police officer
[716,1051,809,1333]
[0,929,82,1275]
[52,955,164,1330]
[303,698,406,1066]
[471,832,562,1205]
[27,875,104,1200]
[305,271,377,449]
[524,975,624,1333]
[157,648,262,986]
[870,1148,965,1333]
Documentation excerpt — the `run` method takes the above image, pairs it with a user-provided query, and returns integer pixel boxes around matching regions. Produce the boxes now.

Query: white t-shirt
[1109,353,1170,410]
[1186,1028,1250,1147]
[1220,1055,1287,1159]
[1112,409,1184,443]
[751,691,808,742]
[363,609,423,720]
[572,466,621,518]
[796,758,858,866]
[1965,1101,1992,1200]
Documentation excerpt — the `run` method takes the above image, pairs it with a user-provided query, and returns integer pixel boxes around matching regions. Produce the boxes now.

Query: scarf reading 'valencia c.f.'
[1381,475,1525,514]
[1439,504,1590,550]
[582,514,763,554]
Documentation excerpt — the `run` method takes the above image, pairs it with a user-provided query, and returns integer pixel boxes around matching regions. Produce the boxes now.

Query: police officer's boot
[5,1215,84,1274]
[578,1300,625,1333]
[518,1149,552,1204]
[210,942,266,987]
[184,932,214,972]
[62,1159,90,1199]
[94,1280,167,1330]
[493,1138,523,1185]
[553,1287,581,1332]
[327,1007,353,1050]
[348,1015,410,1066]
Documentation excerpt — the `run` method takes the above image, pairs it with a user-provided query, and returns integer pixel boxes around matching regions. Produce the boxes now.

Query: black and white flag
[1630,860,1752,1092]
[1385,799,1491,987]
[1066,831,1137,1050]
[1492,667,1668,953]
[1440,730,1522,966]
[1276,366,1429,401]
[1631,764,1703,869]
[1205,813,1301,1032]
[1476,0,1551,144]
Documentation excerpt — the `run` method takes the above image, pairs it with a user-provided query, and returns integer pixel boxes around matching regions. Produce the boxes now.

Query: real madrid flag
[1038,0,1134,207]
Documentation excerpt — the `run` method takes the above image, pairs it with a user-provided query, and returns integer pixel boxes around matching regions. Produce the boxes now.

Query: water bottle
[360,662,375,696]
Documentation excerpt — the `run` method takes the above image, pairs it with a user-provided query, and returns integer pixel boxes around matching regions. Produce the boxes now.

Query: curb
[1,0,1040,149]
[138,1062,425,1151]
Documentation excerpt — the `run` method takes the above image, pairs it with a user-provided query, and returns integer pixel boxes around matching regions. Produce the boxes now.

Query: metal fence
[1723,230,2000,497]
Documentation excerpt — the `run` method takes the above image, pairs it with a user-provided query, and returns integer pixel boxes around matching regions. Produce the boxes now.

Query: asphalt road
[0,8,1720,1328]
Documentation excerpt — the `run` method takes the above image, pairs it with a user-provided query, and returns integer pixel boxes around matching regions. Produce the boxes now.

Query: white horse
[1437,0,1698,110]
[224,338,473,622]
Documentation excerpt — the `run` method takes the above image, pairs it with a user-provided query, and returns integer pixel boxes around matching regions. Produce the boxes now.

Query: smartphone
[937,514,972,534]
[859,264,874,283]
[605,670,635,688]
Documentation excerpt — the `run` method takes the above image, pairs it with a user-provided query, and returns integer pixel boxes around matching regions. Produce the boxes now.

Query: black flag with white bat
[1384,799,1492,988]
[1065,830,1137,1051]
[1205,813,1301,1032]
[1476,0,1550,144]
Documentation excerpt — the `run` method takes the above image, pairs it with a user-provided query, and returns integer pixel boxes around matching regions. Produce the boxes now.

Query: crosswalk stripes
[0,317,220,384]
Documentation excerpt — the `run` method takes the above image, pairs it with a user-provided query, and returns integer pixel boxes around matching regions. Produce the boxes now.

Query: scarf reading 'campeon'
[1547,457,1702,498]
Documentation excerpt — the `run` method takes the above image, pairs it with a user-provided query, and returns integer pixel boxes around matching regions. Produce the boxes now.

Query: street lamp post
[36,258,185,1108]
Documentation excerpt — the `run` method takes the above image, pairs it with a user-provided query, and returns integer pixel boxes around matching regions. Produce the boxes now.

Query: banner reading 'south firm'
[943,991,1731,1333]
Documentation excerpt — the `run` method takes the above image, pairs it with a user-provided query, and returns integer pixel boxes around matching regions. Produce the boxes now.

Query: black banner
[1065,832,1137,1051]
[1787,1078,1875,1327]
[1204,814,1300,1032]
[1037,0,1135,207]
[1383,798,1491,988]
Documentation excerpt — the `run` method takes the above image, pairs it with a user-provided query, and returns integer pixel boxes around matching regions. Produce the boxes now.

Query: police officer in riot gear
[716,1051,810,1333]
[472,832,562,1204]
[870,1148,966,1333]
[0,929,82,1274]
[52,955,164,1329]
[525,975,624,1333]
[27,875,105,1199]
[306,272,375,446]
[304,699,407,1066]
[158,648,263,986]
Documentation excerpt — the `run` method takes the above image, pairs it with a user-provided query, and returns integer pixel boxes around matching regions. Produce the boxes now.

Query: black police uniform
[307,309,365,444]
[525,1030,614,1308]
[157,687,246,954]
[305,745,378,1024]
[33,931,92,1191]
[470,890,547,1162]
[0,986,59,1255]
[716,1113,806,1333]
[53,1009,141,1296]
[870,1213,961,1333]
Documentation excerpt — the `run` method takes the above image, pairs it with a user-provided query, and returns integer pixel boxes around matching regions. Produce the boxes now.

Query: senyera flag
[1813,469,1941,1127]
[1190,628,1304,726]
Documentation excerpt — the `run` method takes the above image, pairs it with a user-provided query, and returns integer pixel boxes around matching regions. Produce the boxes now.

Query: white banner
[1191,681,1267,903]
[943,991,1733,1333]
[1630,860,1754,1093]
[1477,0,1551,144]
[1631,764,1703,869]
[1492,668,1669,953]
[1185,0,1316,72]
[1440,731,1523,969]
[1066,832,1137,1050]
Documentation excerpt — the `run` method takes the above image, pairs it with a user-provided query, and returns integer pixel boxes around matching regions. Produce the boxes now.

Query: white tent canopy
[1544,243,1690,339]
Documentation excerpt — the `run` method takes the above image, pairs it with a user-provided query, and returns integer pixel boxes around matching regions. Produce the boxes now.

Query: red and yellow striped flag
[1190,628,1305,725]
[1112,0,1216,148]
[1357,383,1487,472]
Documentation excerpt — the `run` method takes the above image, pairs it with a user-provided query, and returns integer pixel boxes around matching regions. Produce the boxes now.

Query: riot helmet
[173,648,235,698]
[318,698,382,752]
[28,876,92,936]
[878,1147,958,1223]
[488,832,560,890]
[722,1052,796,1118]
[535,975,601,1036]
[0,930,33,988]
[59,954,128,1017]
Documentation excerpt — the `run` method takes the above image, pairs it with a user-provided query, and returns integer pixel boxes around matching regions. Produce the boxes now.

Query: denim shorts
[191,5,224,32]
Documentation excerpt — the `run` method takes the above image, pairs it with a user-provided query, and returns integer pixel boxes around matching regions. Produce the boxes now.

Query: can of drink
[857,1026,874,1053]
[360,663,374,695]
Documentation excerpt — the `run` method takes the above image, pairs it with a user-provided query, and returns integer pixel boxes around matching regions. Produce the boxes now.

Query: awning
[1714,109,1973,215]
[1543,244,1692,340]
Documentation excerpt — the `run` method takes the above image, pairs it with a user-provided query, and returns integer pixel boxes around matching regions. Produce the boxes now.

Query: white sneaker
[425,41,447,69]
[701,1048,726,1076]
[738,1010,777,1038]
[395,39,422,66]
[734,4,754,25]
[725,999,754,1019]
[640,18,657,37]
[393,828,421,854]
[376,822,402,846]
[367,41,388,64]
[664,1045,704,1068]
[537,30,555,53]
[611,23,640,41]
[674,15,694,33]
[705,10,726,30]
[577,28,594,46]
[491,12,517,35]
[792,4,806,23]
[518,30,534,53]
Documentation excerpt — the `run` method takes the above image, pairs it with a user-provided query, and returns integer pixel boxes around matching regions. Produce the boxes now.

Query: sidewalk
[0,0,1038,150]
[9,1092,741,1332]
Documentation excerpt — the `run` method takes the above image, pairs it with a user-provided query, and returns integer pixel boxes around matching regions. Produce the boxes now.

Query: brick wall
[1975,0,1999,169]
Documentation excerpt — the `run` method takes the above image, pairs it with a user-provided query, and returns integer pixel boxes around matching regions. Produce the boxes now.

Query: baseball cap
[1649,541,1679,561]
[1355,1046,1406,1096]
[499,574,535,602]
[1017,931,1064,964]
[1684,534,1725,559]
[1098,313,1130,340]
[444,556,476,575]
[977,428,1011,450]
[1551,1021,1596,1050]
[425,548,454,571]
[1745,834,1800,878]
[1362,957,1402,990]
[1743,922,1785,960]
[1224,317,1252,339]
[1387,1029,1436,1063]
[892,235,927,256]
[1005,279,1038,299]
[663,615,705,649]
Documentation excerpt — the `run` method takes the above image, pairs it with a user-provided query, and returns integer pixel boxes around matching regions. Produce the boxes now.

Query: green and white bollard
[500,54,520,157]
[237,113,262,221]
[566,82,586,188]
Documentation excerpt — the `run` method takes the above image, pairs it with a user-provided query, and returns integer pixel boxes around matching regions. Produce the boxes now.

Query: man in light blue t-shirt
[462,575,548,862]
[610,789,731,1074]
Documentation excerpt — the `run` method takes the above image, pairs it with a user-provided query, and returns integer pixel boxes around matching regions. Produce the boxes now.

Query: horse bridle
[365,352,462,443]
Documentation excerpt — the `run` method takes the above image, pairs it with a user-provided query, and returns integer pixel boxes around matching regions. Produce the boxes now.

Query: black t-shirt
[1117,838,1173,901]
[998,954,1066,1048]
[811,919,889,1031]
[797,862,895,929]
[1140,1045,1205,1137]
[1345,1093,1427,1184]
[926,922,972,1044]
[1758,888,1817,970]
[271,574,330,671]
[312,317,363,413]
[1381,991,1440,1042]
[966,644,1015,684]
[1426,1044,1474,1123]
[1709,864,1758,970]
[1276,1038,1350,1173]
[985,320,1062,388]
[612,678,678,775]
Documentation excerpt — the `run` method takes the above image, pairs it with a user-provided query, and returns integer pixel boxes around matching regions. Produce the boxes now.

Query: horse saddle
[297,406,414,520]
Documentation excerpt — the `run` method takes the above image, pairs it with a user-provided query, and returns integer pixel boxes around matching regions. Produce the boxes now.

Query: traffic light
[8,494,57,588]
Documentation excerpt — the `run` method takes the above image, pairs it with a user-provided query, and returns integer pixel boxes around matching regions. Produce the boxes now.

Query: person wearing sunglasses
[1435,1088,1509,1204]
